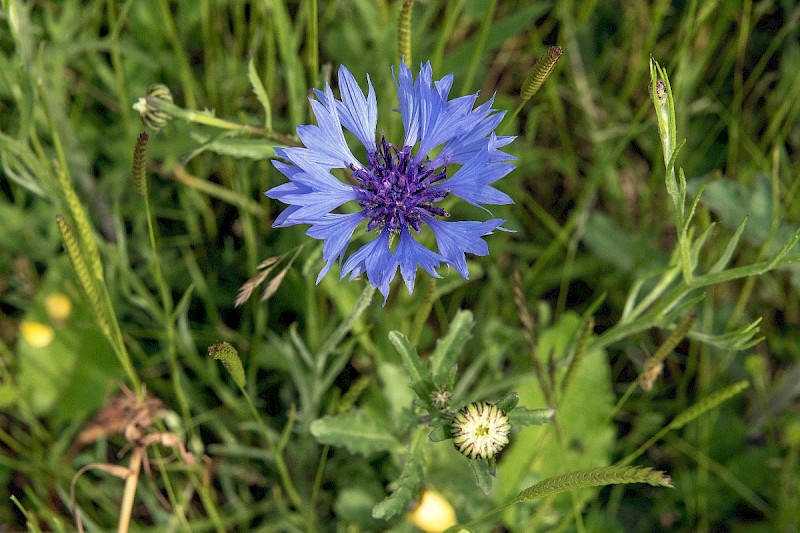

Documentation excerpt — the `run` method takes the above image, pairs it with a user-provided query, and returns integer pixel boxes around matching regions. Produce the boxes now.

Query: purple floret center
[351,136,450,234]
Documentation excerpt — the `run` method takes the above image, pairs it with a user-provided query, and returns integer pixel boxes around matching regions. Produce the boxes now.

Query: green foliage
[309,410,398,456]
[371,429,426,519]
[496,311,616,516]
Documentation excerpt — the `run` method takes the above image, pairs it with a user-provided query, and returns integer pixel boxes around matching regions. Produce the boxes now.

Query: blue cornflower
[266,62,515,301]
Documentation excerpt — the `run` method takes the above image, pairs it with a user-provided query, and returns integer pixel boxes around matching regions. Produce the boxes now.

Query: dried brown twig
[69,384,201,533]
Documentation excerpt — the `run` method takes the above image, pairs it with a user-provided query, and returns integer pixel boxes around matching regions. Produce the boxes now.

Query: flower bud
[133,84,174,129]
[451,402,511,460]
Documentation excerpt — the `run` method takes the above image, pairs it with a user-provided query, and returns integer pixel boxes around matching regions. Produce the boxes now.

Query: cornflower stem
[145,96,301,147]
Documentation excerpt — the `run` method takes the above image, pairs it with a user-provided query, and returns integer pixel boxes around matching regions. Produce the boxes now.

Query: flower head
[451,402,511,460]
[266,63,515,301]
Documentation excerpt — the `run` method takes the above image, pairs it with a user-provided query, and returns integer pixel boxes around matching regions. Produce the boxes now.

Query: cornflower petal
[295,89,359,168]
[425,218,507,278]
[306,213,368,282]
[333,65,378,151]
[432,98,514,166]
[391,227,443,294]
[271,160,354,193]
[395,61,421,148]
[431,140,515,208]
[341,230,394,300]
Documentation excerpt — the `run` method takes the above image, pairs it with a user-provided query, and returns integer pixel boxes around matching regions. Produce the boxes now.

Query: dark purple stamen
[351,136,449,233]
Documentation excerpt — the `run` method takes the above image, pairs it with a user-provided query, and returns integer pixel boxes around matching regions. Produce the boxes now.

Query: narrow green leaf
[508,406,555,427]
[681,173,706,235]
[688,318,762,351]
[170,283,196,322]
[562,316,595,395]
[263,0,306,126]
[0,130,50,197]
[248,57,273,131]
[516,466,672,502]
[766,226,800,270]
[689,222,715,271]
[429,310,474,388]
[389,331,435,404]
[316,283,375,362]
[709,216,748,273]
[310,410,398,455]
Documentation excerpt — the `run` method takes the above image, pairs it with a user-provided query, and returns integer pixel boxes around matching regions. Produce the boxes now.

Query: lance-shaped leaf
[429,310,474,388]
[310,410,398,455]
[389,331,435,407]
[372,430,426,519]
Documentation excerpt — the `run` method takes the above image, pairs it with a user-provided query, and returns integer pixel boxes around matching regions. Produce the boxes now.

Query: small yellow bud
[21,322,55,348]
[408,489,457,533]
[44,293,73,323]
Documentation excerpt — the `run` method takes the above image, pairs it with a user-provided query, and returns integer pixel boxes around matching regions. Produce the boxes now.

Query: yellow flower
[21,322,54,348]
[408,489,456,533]
[44,293,73,323]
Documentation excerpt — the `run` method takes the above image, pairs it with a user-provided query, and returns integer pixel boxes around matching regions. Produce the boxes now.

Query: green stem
[460,0,497,93]
[143,189,192,420]
[158,0,196,109]
[240,389,310,526]
[146,97,300,147]
[307,0,319,88]
[409,276,438,345]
